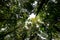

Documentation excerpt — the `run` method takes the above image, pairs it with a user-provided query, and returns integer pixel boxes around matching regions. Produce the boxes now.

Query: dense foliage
[0,0,60,40]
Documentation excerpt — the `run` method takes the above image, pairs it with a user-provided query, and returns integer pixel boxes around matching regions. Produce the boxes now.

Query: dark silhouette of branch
[0,24,21,39]
[36,0,49,15]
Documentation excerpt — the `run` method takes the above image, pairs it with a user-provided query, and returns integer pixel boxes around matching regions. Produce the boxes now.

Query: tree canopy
[0,0,60,40]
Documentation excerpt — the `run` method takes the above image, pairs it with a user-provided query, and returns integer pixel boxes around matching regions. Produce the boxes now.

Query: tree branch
[0,24,21,39]
[36,0,49,15]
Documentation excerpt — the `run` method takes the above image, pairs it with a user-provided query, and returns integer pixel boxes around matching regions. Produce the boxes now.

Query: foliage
[0,0,60,40]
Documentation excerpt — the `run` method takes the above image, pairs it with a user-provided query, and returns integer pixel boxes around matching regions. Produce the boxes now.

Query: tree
[0,0,60,40]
